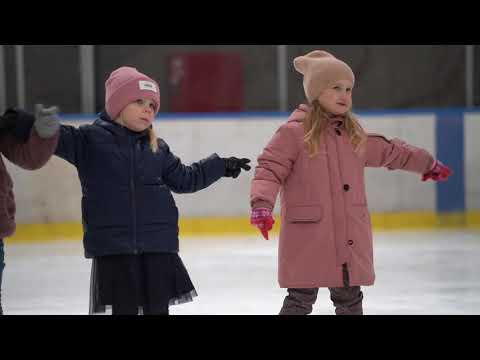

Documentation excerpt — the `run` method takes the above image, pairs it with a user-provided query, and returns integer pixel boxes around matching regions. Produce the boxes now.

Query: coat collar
[94,110,150,139]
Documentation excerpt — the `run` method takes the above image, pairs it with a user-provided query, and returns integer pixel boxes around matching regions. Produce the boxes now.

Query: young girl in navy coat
[54,67,251,315]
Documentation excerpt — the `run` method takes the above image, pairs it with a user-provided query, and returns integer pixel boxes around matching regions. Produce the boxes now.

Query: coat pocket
[286,205,323,223]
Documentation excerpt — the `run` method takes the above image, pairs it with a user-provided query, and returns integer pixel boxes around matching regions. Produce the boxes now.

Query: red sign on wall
[168,53,244,112]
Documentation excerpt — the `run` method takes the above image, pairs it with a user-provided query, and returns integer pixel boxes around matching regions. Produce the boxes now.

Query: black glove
[0,108,35,143]
[0,110,18,133]
[223,157,251,178]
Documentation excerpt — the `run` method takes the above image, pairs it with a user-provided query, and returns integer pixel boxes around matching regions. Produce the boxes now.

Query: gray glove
[34,104,60,139]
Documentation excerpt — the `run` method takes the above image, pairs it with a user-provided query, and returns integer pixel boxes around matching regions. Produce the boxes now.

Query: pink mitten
[250,208,275,240]
[422,160,452,182]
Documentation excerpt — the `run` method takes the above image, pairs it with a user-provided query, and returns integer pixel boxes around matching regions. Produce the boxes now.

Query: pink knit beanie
[294,50,355,103]
[105,66,160,120]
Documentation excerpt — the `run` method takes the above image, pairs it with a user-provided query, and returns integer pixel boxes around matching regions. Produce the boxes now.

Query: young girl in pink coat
[249,50,452,315]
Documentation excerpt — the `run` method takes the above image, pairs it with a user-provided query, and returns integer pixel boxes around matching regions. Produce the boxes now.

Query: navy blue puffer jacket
[55,112,226,258]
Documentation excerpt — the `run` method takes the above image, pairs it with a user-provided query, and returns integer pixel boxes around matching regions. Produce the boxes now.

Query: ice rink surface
[3,230,480,315]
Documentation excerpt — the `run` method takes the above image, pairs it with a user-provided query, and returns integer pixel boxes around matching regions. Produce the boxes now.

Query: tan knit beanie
[294,50,355,103]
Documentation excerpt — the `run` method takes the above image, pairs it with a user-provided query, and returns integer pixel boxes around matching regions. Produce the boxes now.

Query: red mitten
[422,160,453,182]
[250,208,275,240]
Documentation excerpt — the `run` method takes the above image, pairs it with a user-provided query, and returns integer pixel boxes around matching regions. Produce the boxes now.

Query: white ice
[2,230,480,315]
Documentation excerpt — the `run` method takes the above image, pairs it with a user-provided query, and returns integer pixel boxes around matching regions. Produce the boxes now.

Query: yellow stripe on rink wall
[371,211,480,230]
[5,211,480,243]
[7,223,84,243]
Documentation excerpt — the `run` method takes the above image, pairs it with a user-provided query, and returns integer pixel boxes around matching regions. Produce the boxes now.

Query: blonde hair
[148,126,159,153]
[117,112,159,153]
[304,100,367,157]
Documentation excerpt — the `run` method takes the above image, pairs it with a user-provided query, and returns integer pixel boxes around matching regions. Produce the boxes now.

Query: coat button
[335,129,341,136]
[348,240,354,246]
[343,184,350,191]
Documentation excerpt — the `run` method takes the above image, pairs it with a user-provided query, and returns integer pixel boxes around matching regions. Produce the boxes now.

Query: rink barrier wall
[6,211,480,243]
[4,108,480,243]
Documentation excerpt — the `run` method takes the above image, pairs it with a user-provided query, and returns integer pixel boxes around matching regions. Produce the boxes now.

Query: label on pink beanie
[139,80,158,93]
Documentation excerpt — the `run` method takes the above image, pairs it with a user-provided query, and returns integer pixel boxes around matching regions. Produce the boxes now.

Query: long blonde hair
[117,112,159,153]
[303,100,367,157]
[148,126,159,153]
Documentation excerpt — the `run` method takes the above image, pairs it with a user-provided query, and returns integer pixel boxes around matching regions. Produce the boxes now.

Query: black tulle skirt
[89,253,197,315]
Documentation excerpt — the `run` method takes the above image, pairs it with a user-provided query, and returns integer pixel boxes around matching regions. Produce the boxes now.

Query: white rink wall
[4,111,478,225]
[465,113,480,211]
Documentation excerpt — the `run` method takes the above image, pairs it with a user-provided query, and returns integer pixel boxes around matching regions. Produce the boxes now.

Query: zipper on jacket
[129,135,138,254]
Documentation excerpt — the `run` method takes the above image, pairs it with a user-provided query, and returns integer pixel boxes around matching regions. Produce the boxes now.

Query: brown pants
[279,264,363,315]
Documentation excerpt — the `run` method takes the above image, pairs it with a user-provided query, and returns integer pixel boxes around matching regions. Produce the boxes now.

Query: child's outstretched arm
[250,123,300,239]
[0,105,60,170]
[364,134,452,181]
[161,140,250,194]
[54,123,88,168]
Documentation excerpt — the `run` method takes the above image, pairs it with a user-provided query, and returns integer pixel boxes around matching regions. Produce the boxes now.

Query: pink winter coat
[250,105,434,288]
